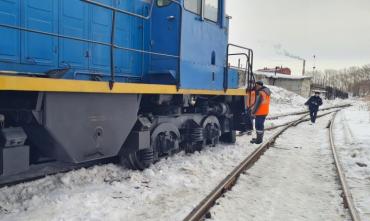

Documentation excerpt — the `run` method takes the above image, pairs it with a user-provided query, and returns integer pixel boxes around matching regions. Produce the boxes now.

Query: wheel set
[123,115,233,170]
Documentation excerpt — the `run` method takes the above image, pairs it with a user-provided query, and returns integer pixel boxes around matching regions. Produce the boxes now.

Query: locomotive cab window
[157,0,172,7]
[204,0,219,22]
[184,0,202,15]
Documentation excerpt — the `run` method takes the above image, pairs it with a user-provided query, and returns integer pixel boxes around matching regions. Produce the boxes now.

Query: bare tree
[306,64,370,96]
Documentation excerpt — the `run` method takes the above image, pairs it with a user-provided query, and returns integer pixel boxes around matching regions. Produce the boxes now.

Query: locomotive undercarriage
[0,91,245,184]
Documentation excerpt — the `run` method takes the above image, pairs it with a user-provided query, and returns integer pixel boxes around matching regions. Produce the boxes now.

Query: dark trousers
[309,110,318,123]
[242,111,254,131]
[255,116,266,133]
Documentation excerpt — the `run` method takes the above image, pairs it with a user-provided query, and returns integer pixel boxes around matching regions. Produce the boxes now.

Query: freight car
[0,0,254,184]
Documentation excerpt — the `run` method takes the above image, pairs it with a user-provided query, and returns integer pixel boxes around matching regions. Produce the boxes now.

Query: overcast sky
[226,0,370,75]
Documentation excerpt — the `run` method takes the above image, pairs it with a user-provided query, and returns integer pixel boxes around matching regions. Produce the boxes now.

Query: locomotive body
[0,0,254,184]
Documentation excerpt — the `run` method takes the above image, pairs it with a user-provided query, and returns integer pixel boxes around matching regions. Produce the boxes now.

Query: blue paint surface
[0,0,240,89]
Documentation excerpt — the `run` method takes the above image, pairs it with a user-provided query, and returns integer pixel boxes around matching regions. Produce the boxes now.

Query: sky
[226,0,370,75]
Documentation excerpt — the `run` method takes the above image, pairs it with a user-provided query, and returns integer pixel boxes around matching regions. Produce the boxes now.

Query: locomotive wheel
[121,147,155,170]
[151,123,180,158]
[182,122,205,154]
[202,116,221,147]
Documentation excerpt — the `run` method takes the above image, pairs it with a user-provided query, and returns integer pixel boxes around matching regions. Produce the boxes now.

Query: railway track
[267,104,351,120]
[236,104,352,136]
[183,106,353,221]
[2,104,350,188]
[329,112,361,221]
[266,108,342,131]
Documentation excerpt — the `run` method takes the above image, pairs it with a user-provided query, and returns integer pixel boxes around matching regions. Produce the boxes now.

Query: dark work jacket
[305,96,323,111]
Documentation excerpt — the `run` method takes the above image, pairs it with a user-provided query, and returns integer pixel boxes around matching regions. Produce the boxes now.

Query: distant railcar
[0,0,254,183]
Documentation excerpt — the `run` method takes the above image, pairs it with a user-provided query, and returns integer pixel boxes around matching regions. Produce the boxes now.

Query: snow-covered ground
[0,86,356,221]
[1,132,284,221]
[268,85,308,115]
[333,100,370,220]
[269,85,351,116]
[209,114,350,221]
[266,85,349,129]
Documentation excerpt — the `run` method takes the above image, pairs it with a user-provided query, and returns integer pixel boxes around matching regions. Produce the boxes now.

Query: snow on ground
[209,114,350,221]
[269,85,307,115]
[333,101,370,220]
[0,133,277,221]
[0,86,354,221]
[268,85,350,117]
[265,108,339,130]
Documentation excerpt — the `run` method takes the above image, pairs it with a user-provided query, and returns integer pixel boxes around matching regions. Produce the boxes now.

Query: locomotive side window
[204,0,218,22]
[157,0,172,7]
[184,0,202,15]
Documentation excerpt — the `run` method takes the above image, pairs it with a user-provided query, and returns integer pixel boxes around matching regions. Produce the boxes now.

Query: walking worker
[250,81,271,144]
[305,91,323,124]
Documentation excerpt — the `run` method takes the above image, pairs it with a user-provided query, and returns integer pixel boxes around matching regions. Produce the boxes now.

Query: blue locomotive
[0,0,254,184]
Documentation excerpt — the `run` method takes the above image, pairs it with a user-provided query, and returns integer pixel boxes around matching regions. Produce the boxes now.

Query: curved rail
[183,108,352,221]
[266,109,341,131]
[267,104,352,120]
[329,112,361,221]
[183,114,310,221]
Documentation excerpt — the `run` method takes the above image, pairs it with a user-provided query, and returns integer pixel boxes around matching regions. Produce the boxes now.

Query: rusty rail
[266,109,340,131]
[267,104,351,120]
[183,107,352,221]
[183,114,310,221]
[329,112,361,221]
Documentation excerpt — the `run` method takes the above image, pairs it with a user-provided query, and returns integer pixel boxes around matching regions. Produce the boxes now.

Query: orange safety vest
[255,90,270,116]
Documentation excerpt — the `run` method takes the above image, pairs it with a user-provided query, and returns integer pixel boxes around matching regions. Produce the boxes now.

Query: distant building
[254,71,312,97]
[257,67,292,75]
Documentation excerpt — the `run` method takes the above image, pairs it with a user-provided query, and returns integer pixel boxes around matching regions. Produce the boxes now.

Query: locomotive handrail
[0,0,183,89]
[1,1,184,90]
[225,43,255,92]
[81,0,182,90]
[0,24,179,59]
[227,43,254,70]
[228,53,251,89]
[228,53,255,90]
[227,52,255,111]
[81,0,181,20]
[81,0,155,20]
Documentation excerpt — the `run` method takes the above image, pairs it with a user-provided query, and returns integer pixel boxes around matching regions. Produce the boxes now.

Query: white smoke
[274,44,305,61]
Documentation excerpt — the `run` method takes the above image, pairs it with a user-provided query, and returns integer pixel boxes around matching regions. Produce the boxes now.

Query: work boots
[250,132,264,144]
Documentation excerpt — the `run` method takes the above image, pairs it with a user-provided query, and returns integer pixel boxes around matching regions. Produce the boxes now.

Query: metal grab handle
[80,0,183,90]
[225,43,255,91]
[81,0,155,20]
[167,15,176,21]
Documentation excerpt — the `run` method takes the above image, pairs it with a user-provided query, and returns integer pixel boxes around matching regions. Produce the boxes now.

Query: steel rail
[265,109,342,131]
[329,112,361,221]
[183,114,310,221]
[267,104,352,120]
[183,107,352,221]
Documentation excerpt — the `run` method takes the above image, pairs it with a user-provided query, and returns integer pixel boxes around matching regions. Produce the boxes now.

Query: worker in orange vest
[250,81,271,144]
